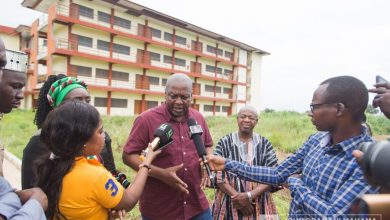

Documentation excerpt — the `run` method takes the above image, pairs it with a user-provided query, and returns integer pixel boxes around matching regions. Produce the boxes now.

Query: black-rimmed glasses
[310,103,337,112]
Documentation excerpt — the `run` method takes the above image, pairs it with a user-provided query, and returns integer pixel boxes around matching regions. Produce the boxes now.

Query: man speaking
[123,73,213,220]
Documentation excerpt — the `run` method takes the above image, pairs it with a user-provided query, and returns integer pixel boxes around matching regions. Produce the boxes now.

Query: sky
[2,0,390,112]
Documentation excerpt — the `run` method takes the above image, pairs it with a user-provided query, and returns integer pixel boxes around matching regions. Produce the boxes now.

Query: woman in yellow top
[36,101,160,220]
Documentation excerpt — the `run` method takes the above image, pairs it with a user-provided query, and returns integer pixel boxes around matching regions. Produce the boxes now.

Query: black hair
[320,75,368,122]
[34,74,66,129]
[37,101,100,219]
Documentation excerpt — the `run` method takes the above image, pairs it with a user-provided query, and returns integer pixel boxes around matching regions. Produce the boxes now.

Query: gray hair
[238,105,259,118]
[165,73,193,94]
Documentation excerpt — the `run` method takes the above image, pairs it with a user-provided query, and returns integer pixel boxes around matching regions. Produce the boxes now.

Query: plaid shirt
[225,131,378,218]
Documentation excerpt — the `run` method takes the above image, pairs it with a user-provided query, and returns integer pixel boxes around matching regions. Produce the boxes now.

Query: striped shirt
[213,132,279,220]
[225,131,378,219]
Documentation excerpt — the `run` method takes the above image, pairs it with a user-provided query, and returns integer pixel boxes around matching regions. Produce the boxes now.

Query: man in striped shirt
[206,76,378,219]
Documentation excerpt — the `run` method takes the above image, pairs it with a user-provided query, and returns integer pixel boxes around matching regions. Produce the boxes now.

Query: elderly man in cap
[0,38,47,220]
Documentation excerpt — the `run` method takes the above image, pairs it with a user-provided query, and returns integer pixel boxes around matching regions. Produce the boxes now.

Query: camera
[358,140,390,188]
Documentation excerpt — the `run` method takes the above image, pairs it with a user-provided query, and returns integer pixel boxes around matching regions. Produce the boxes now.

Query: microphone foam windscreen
[154,123,173,145]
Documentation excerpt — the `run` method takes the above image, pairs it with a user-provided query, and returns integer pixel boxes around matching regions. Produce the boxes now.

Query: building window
[206,65,215,73]
[77,35,92,48]
[215,86,221,93]
[78,5,94,19]
[111,98,128,108]
[225,51,233,59]
[162,78,167,86]
[97,40,110,51]
[215,105,221,112]
[147,101,158,109]
[163,55,172,64]
[205,85,214,92]
[149,76,159,85]
[206,45,216,54]
[174,57,186,67]
[96,68,108,79]
[150,52,160,62]
[94,97,107,107]
[75,65,92,77]
[112,70,129,81]
[216,48,223,56]
[164,32,173,42]
[222,106,229,112]
[151,27,161,38]
[114,16,131,29]
[223,87,231,94]
[204,105,213,112]
[216,67,223,75]
[98,11,110,23]
[113,43,130,55]
[175,35,186,45]
[224,69,232,76]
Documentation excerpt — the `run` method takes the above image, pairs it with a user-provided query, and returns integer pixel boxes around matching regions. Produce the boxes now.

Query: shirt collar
[319,129,372,153]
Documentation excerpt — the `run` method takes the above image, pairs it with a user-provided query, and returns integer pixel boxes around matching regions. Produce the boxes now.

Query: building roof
[0,25,17,35]
[22,0,270,55]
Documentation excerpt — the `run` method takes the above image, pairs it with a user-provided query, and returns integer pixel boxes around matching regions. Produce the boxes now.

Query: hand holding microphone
[140,123,174,161]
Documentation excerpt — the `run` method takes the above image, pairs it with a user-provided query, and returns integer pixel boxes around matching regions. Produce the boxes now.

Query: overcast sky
[2,0,389,112]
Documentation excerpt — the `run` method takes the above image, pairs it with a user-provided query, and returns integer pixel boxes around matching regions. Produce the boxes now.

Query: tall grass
[0,109,388,219]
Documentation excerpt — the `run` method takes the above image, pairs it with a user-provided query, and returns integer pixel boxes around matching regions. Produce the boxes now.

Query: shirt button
[181,136,184,139]
[184,201,187,205]
[183,152,186,155]
[184,168,188,171]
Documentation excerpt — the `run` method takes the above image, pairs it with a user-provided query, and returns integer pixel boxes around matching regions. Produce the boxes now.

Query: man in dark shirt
[123,73,213,220]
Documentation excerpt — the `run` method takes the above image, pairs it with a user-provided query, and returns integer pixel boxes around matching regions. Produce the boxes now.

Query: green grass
[0,109,388,219]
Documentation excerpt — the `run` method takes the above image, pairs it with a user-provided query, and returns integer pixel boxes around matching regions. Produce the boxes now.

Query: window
[97,40,110,51]
[216,48,223,56]
[75,65,92,77]
[96,68,108,79]
[175,35,186,45]
[215,105,221,112]
[149,76,159,85]
[163,55,172,64]
[98,11,110,23]
[174,57,186,67]
[164,32,173,42]
[204,105,213,112]
[150,52,160,62]
[151,28,161,38]
[206,65,215,73]
[113,43,130,55]
[224,69,232,76]
[114,16,131,29]
[112,70,129,81]
[215,86,221,93]
[147,101,158,109]
[78,5,93,19]
[225,51,233,59]
[223,87,231,94]
[77,35,92,48]
[111,98,128,108]
[207,45,216,54]
[94,97,107,107]
[205,85,214,92]
[216,67,223,75]
[162,78,167,86]
[222,106,229,113]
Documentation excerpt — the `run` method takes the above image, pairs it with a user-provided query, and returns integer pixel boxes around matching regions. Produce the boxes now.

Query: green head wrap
[47,77,88,107]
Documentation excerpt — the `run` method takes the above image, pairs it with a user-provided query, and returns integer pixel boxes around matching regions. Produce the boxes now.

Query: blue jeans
[142,208,212,220]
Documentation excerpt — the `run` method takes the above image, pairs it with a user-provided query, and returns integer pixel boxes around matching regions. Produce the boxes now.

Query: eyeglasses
[309,103,337,112]
[167,93,191,101]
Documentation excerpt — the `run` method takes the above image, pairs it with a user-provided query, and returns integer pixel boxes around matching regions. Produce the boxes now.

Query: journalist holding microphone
[122,73,213,220]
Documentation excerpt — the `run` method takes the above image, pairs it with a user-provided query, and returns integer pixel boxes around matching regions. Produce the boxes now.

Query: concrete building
[6,0,269,116]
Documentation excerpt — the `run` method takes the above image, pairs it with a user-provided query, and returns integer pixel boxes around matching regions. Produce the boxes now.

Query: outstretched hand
[200,155,226,171]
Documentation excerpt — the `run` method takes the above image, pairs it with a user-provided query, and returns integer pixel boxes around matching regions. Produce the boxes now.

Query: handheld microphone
[140,123,174,161]
[187,118,215,187]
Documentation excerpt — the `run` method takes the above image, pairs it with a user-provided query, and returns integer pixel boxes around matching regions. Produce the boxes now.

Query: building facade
[9,0,269,116]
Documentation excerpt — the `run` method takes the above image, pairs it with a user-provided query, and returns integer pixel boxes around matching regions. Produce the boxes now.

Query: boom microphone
[187,118,215,186]
[140,123,174,161]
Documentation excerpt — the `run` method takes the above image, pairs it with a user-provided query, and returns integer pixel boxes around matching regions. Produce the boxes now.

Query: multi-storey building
[14,0,269,116]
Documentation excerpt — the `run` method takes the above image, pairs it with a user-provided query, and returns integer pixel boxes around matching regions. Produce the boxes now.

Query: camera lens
[360,141,390,188]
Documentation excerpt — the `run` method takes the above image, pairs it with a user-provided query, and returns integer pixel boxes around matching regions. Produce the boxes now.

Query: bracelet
[246,192,253,203]
[139,163,151,171]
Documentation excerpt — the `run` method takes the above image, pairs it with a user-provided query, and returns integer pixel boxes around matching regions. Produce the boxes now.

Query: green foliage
[1,109,389,219]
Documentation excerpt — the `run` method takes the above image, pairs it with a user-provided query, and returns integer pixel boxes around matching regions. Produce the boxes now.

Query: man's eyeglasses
[310,103,337,112]
[167,93,191,101]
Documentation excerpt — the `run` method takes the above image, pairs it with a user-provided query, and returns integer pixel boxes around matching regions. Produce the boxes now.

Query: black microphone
[187,118,215,187]
[140,123,174,161]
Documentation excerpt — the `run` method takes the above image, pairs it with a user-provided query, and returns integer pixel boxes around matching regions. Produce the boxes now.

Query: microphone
[140,123,174,161]
[187,118,215,187]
